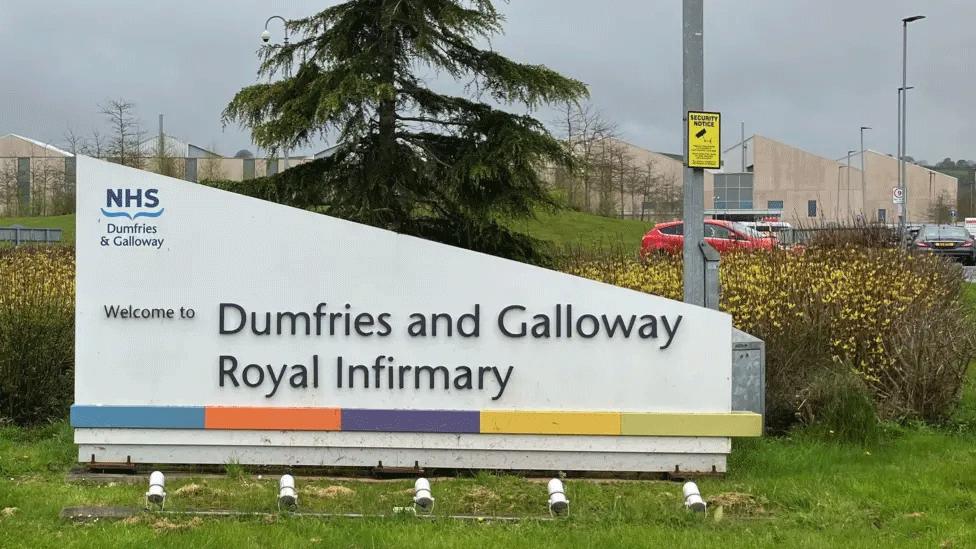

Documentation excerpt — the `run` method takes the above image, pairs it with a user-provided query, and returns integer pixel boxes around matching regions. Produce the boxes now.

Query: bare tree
[554,102,618,213]
[611,141,632,218]
[82,129,106,158]
[198,142,227,182]
[653,171,681,219]
[99,98,144,168]
[63,127,86,156]
[625,160,652,220]
[928,190,953,224]
[149,134,183,178]
[0,159,20,216]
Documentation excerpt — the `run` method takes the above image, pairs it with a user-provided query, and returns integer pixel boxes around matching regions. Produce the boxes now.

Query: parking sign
[892,187,905,204]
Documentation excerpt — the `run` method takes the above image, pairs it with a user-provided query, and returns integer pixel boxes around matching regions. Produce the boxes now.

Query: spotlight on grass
[278,474,298,510]
[145,471,166,509]
[413,478,434,513]
[547,478,569,516]
[683,481,706,512]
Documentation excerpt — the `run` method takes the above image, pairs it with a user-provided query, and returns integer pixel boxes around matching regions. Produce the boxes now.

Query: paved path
[965,266,976,282]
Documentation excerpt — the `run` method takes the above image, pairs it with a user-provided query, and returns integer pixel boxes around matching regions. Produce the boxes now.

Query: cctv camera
[261,30,271,43]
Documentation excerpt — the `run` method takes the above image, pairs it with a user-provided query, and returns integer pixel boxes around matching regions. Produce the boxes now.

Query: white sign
[72,157,759,472]
[965,218,976,238]
[893,186,905,204]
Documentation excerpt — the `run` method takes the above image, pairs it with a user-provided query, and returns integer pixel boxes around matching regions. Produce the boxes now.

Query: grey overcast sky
[0,1,972,163]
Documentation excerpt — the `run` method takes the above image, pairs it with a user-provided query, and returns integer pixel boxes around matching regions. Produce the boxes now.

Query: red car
[641,219,776,255]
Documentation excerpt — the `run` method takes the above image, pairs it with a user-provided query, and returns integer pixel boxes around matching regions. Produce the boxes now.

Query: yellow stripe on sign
[621,412,763,437]
[480,411,621,435]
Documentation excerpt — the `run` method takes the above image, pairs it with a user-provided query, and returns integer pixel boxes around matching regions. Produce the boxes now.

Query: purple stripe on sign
[342,409,480,433]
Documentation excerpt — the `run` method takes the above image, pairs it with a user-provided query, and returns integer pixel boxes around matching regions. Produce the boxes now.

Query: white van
[740,221,793,242]
[965,218,976,238]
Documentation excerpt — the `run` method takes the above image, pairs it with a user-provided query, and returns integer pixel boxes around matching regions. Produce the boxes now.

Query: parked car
[740,220,796,247]
[913,224,975,265]
[641,219,776,256]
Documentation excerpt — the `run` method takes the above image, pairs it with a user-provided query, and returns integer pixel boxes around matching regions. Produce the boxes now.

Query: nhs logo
[100,188,164,220]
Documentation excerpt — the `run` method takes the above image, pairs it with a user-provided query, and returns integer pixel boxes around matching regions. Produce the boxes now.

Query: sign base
[76,430,730,473]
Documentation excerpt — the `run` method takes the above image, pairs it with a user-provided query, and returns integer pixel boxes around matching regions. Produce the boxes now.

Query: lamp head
[903,15,926,23]
[261,30,271,43]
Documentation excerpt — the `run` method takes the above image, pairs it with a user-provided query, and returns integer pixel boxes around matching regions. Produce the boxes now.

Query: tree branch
[397,116,470,127]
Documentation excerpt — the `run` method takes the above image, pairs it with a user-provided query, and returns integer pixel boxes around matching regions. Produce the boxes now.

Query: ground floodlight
[682,481,706,512]
[413,478,434,512]
[278,474,298,510]
[146,471,166,509]
[547,478,569,516]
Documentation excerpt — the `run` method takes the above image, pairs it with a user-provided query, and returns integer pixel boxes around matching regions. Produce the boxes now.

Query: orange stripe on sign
[204,407,341,431]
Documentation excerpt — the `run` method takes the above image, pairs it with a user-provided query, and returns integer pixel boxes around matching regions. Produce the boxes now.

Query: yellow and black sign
[687,111,721,169]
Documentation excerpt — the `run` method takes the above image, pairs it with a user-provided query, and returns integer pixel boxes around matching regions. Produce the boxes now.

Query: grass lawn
[0,214,75,244]
[507,209,651,250]
[2,363,976,548]
[0,210,652,250]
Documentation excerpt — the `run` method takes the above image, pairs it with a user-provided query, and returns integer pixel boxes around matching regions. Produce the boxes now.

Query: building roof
[140,134,220,158]
[0,133,73,157]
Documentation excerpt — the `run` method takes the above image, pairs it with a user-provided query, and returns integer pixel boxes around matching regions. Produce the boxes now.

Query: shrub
[561,246,976,431]
[0,247,75,425]
[796,365,880,446]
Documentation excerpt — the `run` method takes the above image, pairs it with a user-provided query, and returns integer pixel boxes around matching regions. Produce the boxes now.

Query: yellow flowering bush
[0,246,75,425]
[563,246,976,428]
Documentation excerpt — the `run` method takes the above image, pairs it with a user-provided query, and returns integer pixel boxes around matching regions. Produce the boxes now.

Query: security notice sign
[687,111,721,169]
[71,156,760,472]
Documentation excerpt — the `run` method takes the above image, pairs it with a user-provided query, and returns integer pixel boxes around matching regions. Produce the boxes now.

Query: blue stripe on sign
[70,405,205,429]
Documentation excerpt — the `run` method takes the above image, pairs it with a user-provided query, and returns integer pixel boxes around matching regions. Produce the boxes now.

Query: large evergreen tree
[222,0,587,262]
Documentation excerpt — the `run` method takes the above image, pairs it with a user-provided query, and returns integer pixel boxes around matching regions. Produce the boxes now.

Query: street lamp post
[836,165,843,223]
[900,14,925,243]
[897,86,913,229]
[860,126,870,218]
[262,15,291,170]
[846,150,855,219]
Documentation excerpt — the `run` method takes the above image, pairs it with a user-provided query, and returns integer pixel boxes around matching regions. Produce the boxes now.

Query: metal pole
[836,166,842,222]
[900,15,925,242]
[900,21,908,240]
[847,150,853,218]
[741,122,746,171]
[158,114,164,169]
[860,126,869,219]
[897,88,902,229]
[682,0,705,306]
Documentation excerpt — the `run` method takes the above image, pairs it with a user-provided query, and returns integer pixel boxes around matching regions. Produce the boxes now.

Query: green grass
[3,418,976,547]
[1,209,651,250]
[0,214,75,244]
[962,282,976,313]
[507,209,651,250]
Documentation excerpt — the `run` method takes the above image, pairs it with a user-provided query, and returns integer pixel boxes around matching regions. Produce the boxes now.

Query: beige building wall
[862,150,955,224]
[0,134,73,217]
[718,135,958,225]
[751,135,846,222]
